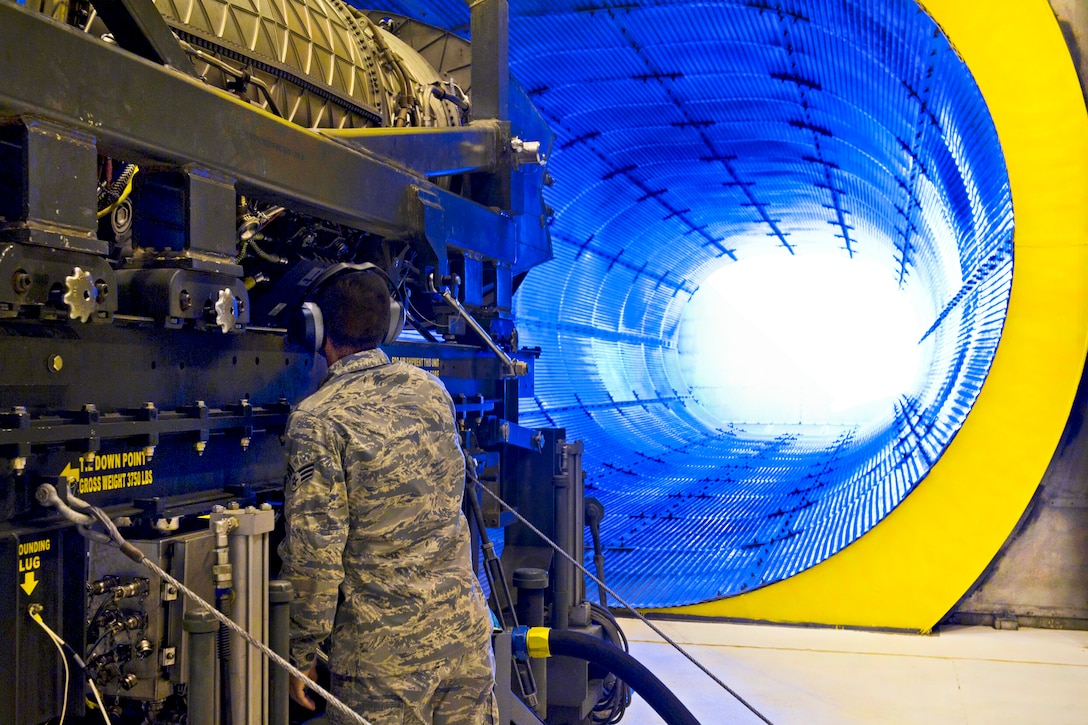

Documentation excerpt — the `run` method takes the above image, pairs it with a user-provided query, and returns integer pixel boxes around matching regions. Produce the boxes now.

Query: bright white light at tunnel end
[678,253,926,425]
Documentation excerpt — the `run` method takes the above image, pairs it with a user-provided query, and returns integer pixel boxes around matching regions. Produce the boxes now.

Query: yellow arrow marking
[60,462,80,482]
[21,571,38,596]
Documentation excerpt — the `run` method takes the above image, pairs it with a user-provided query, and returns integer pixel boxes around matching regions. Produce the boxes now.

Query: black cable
[86,627,116,662]
[547,629,700,725]
[88,594,115,642]
[217,593,234,725]
[407,295,447,330]
[585,497,608,607]
[408,314,441,343]
[589,602,632,724]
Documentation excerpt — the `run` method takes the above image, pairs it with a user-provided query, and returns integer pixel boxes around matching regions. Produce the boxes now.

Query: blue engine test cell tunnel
[361,0,1088,630]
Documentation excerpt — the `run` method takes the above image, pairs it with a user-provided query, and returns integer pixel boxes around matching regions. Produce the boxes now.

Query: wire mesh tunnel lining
[359,0,1014,607]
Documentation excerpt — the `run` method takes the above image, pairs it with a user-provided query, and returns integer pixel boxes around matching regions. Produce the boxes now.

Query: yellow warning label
[86,450,151,471]
[76,469,154,494]
[17,539,50,556]
[60,449,154,495]
[17,537,50,596]
[391,356,441,372]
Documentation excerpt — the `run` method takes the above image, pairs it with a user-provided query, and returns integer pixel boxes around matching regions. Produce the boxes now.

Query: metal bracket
[89,0,197,75]
[438,285,527,377]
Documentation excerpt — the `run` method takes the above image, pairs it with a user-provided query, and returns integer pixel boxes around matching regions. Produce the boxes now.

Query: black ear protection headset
[297,262,405,353]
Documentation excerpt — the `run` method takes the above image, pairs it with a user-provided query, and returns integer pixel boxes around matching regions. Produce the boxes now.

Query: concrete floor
[618,618,1088,724]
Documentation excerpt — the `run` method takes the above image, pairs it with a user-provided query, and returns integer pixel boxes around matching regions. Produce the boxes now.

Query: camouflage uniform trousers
[328,645,499,725]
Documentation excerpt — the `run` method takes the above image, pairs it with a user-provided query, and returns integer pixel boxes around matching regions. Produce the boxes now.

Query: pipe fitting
[511,625,551,661]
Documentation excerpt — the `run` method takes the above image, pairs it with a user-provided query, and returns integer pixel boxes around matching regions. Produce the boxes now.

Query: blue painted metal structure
[360,0,1013,607]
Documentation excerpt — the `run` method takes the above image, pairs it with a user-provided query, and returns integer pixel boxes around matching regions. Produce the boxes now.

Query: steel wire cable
[469,467,775,724]
[55,495,376,725]
[132,555,372,725]
[48,476,771,722]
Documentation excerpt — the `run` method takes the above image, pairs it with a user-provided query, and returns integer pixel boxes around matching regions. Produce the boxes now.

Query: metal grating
[358,0,1014,607]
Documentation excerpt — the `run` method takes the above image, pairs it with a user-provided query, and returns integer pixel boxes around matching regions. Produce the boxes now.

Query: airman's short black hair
[315,271,389,351]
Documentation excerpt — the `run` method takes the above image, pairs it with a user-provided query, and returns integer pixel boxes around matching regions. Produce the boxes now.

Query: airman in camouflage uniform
[278,270,498,725]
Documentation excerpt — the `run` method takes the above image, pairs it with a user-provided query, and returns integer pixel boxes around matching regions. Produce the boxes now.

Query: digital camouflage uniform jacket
[278,349,495,715]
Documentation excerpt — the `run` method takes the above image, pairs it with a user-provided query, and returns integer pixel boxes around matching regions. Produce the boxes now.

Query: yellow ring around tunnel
[654,0,1088,631]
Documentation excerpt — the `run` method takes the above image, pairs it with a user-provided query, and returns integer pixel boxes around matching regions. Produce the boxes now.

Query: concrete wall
[1052,0,1088,94]
[949,352,1088,628]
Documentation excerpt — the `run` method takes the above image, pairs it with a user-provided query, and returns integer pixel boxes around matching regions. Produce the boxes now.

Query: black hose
[217,594,233,725]
[431,84,470,112]
[585,497,608,607]
[546,630,700,725]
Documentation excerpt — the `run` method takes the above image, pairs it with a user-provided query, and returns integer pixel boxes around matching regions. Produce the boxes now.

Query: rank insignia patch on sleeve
[286,461,315,491]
